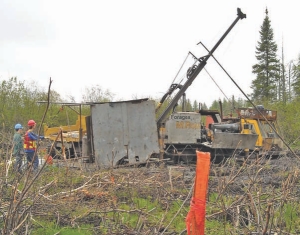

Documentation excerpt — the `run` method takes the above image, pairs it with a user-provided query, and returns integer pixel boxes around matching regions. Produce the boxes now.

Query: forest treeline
[1,75,300,149]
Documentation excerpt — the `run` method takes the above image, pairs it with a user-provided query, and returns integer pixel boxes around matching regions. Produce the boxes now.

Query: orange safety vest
[24,130,37,151]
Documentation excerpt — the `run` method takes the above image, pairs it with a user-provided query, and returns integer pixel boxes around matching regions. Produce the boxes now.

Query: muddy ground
[2,154,300,234]
[58,154,300,234]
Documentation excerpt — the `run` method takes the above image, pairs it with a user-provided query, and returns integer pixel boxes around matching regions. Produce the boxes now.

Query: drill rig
[156,8,259,163]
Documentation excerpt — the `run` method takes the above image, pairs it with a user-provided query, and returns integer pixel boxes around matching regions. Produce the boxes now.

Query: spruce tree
[279,43,288,103]
[291,54,300,99]
[193,100,198,111]
[251,8,280,102]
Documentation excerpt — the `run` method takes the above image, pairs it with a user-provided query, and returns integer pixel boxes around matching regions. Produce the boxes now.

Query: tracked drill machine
[155,8,258,163]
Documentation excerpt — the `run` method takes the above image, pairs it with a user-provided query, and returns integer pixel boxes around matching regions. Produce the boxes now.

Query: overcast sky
[0,0,299,107]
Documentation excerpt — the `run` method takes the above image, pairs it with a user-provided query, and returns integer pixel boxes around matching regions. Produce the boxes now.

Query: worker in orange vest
[24,120,44,173]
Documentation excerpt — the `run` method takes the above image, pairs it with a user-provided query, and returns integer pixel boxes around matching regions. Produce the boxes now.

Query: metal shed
[90,99,159,167]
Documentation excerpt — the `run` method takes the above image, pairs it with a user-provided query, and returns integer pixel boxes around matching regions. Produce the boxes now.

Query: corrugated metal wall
[90,99,159,167]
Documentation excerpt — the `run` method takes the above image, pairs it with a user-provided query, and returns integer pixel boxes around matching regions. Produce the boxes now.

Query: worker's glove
[39,136,45,140]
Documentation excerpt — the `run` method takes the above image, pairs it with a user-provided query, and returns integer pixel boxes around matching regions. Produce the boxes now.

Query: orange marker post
[186,151,211,235]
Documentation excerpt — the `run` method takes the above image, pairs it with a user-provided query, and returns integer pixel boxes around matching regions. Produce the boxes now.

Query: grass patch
[205,220,234,235]
[163,200,188,231]
[31,220,93,235]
